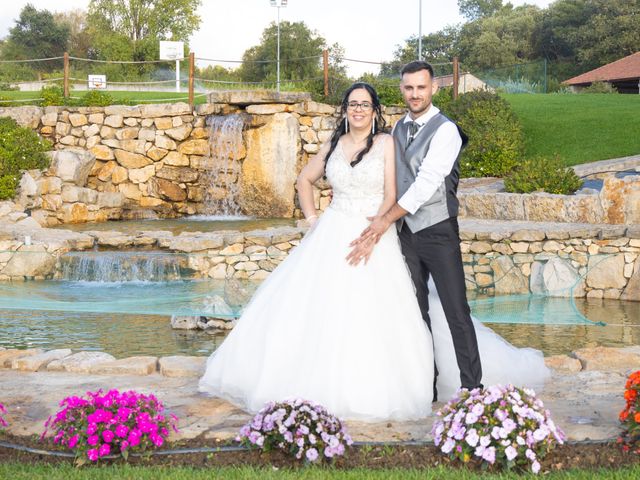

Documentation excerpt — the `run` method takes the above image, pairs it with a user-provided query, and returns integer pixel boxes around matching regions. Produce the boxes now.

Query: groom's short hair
[400,61,434,78]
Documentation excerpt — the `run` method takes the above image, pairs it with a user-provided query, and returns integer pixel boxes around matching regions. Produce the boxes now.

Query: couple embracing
[199,61,548,421]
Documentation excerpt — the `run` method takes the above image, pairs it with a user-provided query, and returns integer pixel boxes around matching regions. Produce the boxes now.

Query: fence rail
[0,51,463,106]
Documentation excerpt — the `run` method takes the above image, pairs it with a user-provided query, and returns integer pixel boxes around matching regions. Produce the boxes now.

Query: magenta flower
[87,449,99,461]
[42,389,178,464]
[98,443,111,457]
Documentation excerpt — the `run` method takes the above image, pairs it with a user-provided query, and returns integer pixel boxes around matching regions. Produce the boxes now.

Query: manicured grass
[0,89,206,105]
[502,93,640,166]
[1,464,640,479]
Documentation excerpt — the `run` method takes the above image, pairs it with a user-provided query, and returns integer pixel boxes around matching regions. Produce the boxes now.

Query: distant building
[563,52,640,93]
[435,72,494,93]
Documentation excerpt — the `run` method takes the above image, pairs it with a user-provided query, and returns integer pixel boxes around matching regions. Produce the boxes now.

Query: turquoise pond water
[1,278,638,358]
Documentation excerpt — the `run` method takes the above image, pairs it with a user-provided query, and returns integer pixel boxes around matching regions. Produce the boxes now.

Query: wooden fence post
[323,49,329,97]
[453,57,459,100]
[63,52,70,98]
[189,52,195,107]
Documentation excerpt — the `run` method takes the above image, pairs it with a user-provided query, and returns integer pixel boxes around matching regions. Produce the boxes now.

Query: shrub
[40,85,65,106]
[619,370,640,453]
[441,90,524,178]
[237,399,353,462]
[581,81,618,94]
[0,116,52,200]
[0,402,7,429]
[432,385,565,474]
[78,90,114,107]
[42,389,178,464]
[503,156,583,194]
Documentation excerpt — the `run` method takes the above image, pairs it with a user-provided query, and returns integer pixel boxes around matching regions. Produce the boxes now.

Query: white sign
[160,41,184,60]
[88,74,107,90]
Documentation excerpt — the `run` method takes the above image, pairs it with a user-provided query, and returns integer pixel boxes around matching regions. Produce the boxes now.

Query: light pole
[418,0,422,60]
[270,0,288,93]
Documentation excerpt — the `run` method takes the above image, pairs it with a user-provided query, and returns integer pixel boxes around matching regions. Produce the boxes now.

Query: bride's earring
[344,116,349,133]
[372,117,376,135]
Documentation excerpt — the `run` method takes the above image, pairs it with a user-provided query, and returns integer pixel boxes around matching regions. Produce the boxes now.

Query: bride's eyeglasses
[347,101,373,111]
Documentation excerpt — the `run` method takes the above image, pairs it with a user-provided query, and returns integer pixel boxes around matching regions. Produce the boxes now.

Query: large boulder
[47,149,96,186]
[0,106,43,128]
[240,112,300,217]
[1,245,56,278]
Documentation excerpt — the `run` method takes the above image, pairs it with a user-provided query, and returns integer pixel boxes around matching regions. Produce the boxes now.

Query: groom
[348,60,482,399]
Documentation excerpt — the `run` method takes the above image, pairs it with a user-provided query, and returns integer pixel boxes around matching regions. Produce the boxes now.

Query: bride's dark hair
[323,82,387,167]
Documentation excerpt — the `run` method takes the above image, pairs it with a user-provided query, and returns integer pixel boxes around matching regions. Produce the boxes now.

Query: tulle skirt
[199,206,551,421]
[199,206,435,421]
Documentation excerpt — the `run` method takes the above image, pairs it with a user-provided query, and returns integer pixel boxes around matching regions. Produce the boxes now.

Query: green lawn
[1,464,639,480]
[502,93,640,166]
[0,90,207,105]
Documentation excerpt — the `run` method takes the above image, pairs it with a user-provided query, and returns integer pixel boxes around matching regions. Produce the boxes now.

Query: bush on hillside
[40,85,65,106]
[78,90,114,107]
[580,81,618,94]
[503,156,583,195]
[0,116,52,200]
[441,89,524,178]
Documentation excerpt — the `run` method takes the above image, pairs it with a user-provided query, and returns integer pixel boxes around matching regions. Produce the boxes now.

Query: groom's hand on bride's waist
[350,214,391,247]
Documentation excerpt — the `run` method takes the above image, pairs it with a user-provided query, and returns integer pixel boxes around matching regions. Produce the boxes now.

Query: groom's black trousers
[399,217,483,392]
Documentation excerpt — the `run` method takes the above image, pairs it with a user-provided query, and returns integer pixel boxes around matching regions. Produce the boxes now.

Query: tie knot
[408,121,420,136]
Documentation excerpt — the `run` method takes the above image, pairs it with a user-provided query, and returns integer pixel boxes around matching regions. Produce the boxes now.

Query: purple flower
[305,447,319,462]
[481,446,496,464]
[532,460,541,473]
[465,428,479,447]
[115,424,129,438]
[441,438,456,454]
[87,434,99,446]
[505,445,518,461]
[102,430,114,443]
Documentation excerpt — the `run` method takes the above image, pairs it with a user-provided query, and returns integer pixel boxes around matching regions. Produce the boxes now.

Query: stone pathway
[1,346,638,444]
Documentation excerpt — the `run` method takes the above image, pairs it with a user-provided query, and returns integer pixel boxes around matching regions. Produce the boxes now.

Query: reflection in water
[0,309,226,358]
[0,287,638,358]
[488,298,640,356]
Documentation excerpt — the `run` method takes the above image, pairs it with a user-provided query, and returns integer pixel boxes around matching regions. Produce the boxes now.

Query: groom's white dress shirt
[396,106,463,215]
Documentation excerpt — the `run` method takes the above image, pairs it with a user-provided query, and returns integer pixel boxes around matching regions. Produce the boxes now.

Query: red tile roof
[564,51,640,85]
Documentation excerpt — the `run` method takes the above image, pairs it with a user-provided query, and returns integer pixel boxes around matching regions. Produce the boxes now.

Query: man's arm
[351,122,463,245]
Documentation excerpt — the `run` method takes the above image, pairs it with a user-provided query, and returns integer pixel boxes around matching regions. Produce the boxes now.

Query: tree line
[0,0,638,93]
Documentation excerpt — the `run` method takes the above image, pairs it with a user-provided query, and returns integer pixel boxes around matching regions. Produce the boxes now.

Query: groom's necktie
[406,121,420,148]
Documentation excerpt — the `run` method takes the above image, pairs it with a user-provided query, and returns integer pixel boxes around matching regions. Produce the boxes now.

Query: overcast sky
[0,0,554,76]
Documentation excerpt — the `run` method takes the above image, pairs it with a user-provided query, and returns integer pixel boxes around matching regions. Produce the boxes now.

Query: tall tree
[458,0,505,20]
[54,9,92,58]
[239,21,326,83]
[2,4,70,62]
[88,0,201,42]
[533,0,640,73]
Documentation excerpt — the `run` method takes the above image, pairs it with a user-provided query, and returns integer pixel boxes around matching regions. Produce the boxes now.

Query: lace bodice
[325,135,387,216]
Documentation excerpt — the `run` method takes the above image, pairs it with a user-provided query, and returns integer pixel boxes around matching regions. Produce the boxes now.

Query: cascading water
[59,251,187,283]
[201,114,246,216]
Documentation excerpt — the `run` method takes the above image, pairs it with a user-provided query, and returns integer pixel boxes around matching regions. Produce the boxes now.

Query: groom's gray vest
[394,113,465,233]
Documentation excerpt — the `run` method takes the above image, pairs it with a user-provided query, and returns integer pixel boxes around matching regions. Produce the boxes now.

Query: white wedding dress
[199,134,549,421]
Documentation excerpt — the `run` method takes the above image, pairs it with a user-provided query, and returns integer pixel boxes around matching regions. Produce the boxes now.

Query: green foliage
[78,89,114,106]
[458,0,505,20]
[88,0,201,42]
[504,156,583,194]
[40,85,65,106]
[239,21,326,83]
[580,81,618,94]
[441,90,524,177]
[0,117,52,200]
[1,5,69,70]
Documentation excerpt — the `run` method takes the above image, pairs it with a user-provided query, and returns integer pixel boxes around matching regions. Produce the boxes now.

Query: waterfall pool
[1,276,638,358]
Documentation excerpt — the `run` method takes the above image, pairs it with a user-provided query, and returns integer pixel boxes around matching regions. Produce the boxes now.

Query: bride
[199,82,549,421]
